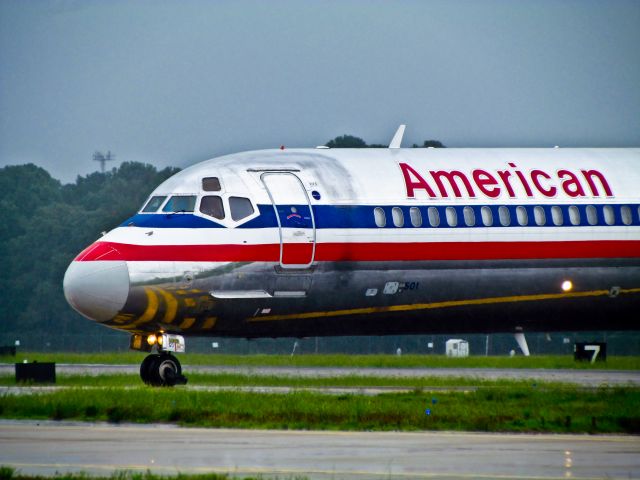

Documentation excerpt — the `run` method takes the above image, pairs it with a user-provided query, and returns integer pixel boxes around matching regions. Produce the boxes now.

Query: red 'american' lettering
[398,162,613,199]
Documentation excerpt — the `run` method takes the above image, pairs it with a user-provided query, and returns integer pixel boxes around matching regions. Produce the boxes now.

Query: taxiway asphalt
[1,421,638,479]
[1,363,639,386]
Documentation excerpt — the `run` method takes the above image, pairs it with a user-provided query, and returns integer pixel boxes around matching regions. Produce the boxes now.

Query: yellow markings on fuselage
[202,316,218,329]
[110,284,216,331]
[153,287,178,324]
[183,298,196,307]
[179,317,196,329]
[248,287,640,323]
[112,313,135,324]
[131,287,159,326]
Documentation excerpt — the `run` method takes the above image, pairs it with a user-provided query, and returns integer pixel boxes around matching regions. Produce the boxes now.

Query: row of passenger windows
[373,205,640,228]
[141,194,255,222]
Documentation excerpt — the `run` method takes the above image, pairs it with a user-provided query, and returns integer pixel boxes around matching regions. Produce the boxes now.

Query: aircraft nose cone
[63,261,130,322]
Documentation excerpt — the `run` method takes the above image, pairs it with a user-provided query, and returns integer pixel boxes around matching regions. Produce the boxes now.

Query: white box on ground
[446,339,469,357]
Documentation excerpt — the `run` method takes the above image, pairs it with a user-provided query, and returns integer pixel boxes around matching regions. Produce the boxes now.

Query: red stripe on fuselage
[75,240,640,262]
[74,241,280,262]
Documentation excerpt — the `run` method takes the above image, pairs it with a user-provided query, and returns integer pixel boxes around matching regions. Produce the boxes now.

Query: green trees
[414,140,446,148]
[325,135,368,148]
[0,162,178,338]
[326,135,445,148]
[0,165,60,334]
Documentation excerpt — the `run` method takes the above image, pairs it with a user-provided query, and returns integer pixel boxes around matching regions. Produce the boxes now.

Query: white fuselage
[64,148,640,338]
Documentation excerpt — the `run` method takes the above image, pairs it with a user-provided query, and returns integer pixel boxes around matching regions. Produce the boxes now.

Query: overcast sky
[1,0,639,183]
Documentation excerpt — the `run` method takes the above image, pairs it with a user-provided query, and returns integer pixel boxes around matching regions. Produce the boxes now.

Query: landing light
[147,334,157,346]
[561,280,573,292]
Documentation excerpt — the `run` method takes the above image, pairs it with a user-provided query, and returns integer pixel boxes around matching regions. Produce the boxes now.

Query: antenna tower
[93,151,115,173]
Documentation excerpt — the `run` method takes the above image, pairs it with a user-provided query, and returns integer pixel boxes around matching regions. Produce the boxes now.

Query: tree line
[325,134,445,148]
[0,162,178,338]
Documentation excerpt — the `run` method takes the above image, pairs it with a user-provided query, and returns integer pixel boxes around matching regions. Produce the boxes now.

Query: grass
[0,467,304,480]
[1,384,638,434]
[2,353,640,369]
[2,353,637,434]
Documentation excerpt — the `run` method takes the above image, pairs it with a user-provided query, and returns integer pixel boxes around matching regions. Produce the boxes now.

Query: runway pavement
[1,363,639,386]
[1,420,638,479]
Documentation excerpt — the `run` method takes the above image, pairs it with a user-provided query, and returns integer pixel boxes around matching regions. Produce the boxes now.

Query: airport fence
[1,331,638,355]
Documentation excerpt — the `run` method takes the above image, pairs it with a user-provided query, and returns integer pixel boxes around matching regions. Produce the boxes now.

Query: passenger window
[516,206,528,226]
[409,207,422,227]
[463,207,475,226]
[568,206,580,225]
[603,205,615,225]
[586,205,597,225]
[162,195,196,213]
[445,207,457,227]
[427,207,440,227]
[551,206,563,226]
[202,177,221,192]
[534,206,546,226]
[142,196,166,213]
[229,196,255,221]
[498,206,510,226]
[200,195,225,219]
[374,207,386,227]
[481,206,493,226]
[392,207,404,227]
[621,206,632,225]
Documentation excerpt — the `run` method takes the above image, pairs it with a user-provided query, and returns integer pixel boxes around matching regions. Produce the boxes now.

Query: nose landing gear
[140,353,188,386]
[131,333,188,387]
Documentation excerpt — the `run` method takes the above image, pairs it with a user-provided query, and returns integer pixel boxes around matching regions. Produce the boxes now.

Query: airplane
[63,126,640,386]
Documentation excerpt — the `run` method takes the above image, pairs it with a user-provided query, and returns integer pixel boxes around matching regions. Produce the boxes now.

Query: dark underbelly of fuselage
[105,258,640,337]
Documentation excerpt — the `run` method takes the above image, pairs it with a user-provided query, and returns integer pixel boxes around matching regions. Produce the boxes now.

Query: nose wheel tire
[140,353,187,387]
[140,354,158,384]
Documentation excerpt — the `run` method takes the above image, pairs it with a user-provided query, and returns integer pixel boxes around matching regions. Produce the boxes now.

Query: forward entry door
[261,173,316,268]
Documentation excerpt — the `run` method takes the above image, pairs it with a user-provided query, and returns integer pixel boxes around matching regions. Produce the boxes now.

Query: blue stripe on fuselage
[120,203,640,229]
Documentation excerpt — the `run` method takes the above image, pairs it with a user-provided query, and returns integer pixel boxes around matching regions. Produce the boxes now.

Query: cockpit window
[162,195,196,213]
[202,177,221,192]
[200,195,225,219]
[229,196,255,221]
[141,196,166,213]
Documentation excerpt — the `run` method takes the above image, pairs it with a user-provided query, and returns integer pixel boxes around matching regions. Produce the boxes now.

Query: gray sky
[1,0,639,183]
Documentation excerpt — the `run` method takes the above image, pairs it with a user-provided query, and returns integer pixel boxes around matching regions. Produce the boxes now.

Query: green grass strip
[0,467,299,480]
[1,386,638,434]
[2,353,640,369]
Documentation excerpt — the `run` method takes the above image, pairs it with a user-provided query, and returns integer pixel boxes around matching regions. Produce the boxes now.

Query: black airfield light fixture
[93,150,115,173]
